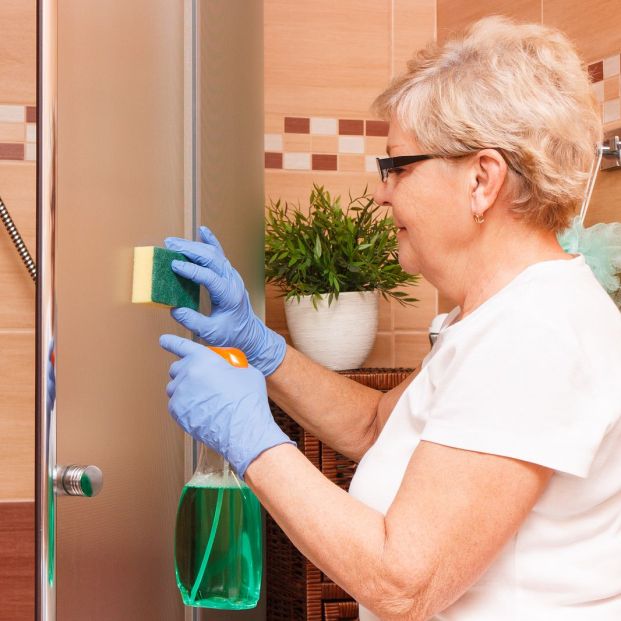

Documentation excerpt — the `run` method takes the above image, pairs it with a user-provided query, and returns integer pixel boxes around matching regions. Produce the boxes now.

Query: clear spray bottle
[174,347,262,609]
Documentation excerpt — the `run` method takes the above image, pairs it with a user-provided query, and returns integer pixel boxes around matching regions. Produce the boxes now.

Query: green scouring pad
[132,246,199,310]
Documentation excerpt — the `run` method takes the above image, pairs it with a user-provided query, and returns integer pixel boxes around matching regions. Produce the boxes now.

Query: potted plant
[265,184,419,370]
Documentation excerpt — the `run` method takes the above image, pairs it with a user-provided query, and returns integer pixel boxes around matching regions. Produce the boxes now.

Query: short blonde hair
[373,16,603,232]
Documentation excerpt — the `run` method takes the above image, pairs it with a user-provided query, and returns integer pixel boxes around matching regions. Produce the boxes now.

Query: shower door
[36,1,266,619]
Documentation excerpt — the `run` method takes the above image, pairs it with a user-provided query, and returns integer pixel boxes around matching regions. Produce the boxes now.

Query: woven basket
[266,367,416,621]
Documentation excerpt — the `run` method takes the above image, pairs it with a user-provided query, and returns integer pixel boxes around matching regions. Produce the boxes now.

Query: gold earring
[473,213,485,224]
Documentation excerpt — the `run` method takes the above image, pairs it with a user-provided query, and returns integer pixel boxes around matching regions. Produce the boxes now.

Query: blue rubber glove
[164,226,286,377]
[159,334,295,479]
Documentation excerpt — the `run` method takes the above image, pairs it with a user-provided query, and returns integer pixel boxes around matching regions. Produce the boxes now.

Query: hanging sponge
[132,246,199,310]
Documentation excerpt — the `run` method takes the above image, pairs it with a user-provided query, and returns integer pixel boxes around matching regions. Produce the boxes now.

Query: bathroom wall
[263,0,621,354]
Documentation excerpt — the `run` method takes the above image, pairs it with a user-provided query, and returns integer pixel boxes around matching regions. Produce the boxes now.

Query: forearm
[266,345,382,462]
[245,444,429,621]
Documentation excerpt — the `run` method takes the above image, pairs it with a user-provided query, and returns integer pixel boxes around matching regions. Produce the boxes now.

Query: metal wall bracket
[601,131,621,171]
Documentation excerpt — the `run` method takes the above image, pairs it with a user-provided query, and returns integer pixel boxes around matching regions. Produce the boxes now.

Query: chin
[397,250,419,276]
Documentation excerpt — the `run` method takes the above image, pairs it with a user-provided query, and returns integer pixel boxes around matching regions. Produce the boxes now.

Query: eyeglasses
[376,154,440,183]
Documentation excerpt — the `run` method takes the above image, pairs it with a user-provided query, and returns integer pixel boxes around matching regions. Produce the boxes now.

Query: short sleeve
[420,310,614,478]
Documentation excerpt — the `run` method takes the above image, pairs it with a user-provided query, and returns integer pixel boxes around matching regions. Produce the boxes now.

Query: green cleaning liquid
[174,474,262,609]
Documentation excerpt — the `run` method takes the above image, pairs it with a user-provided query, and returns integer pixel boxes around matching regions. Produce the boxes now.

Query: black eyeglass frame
[376,154,440,182]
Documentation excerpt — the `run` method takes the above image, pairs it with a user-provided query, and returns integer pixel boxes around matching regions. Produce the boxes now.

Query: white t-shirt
[349,254,621,621]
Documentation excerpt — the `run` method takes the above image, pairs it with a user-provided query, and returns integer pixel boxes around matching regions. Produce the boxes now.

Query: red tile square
[0,143,24,160]
[365,120,389,136]
[339,119,364,135]
[26,106,37,123]
[588,61,604,83]
[265,152,283,169]
[312,154,337,171]
[284,117,310,133]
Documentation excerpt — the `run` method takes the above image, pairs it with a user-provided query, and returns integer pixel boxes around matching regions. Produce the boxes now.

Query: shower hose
[0,194,36,282]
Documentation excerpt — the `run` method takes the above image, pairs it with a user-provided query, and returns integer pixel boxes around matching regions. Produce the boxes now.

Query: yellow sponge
[132,246,199,310]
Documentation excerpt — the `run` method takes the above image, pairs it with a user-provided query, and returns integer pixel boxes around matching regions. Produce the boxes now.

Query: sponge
[132,246,199,310]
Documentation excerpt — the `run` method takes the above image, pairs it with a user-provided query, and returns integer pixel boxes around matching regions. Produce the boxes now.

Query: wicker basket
[266,368,416,621]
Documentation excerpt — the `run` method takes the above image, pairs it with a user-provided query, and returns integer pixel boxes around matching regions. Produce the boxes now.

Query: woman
[160,17,621,620]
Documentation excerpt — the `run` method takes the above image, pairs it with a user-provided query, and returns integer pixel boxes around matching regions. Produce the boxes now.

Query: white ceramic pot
[284,290,379,370]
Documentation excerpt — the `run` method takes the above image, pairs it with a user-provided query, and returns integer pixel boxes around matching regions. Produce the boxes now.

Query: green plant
[265,184,420,308]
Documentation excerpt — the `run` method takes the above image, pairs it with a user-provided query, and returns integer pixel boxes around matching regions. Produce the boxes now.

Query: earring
[473,213,485,224]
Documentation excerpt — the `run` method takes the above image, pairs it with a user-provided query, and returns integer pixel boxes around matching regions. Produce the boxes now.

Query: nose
[373,180,391,207]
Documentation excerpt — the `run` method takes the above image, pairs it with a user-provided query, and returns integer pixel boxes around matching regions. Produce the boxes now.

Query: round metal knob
[54,465,103,497]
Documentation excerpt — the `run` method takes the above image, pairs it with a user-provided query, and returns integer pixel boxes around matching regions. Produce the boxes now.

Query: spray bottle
[174,346,262,609]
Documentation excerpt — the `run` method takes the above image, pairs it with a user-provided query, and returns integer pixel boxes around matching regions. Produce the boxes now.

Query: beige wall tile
[365,135,388,156]
[393,277,438,331]
[0,1,36,104]
[378,294,393,331]
[265,113,284,133]
[0,162,35,329]
[311,135,338,154]
[543,0,621,63]
[0,122,25,143]
[338,154,364,172]
[283,133,312,152]
[394,331,430,368]
[604,77,619,101]
[586,169,621,227]
[265,282,288,333]
[362,332,394,368]
[0,332,34,501]
[437,0,541,43]
[392,0,436,75]
[264,0,392,118]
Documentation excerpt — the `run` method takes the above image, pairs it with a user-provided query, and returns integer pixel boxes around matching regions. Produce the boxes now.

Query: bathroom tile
[590,80,605,103]
[264,113,283,133]
[437,0,541,44]
[284,117,310,133]
[283,152,311,170]
[604,78,619,101]
[338,154,364,172]
[0,105,25,124]
[264,133,283,151]
[310,117,337,135]
[392,0,436,75]
[394,331,431,368]
[0,122,25,143]
[0,143,24,160]
[602,54,620,79]
[586,160,621,225]
[265,152,283,169]
[26,106,36,123]
[603,98,620,124]
[365,155,380,173]
[366,135,388,155]
[0,1,36,102]
[264,0,391,118]
[588,61,604,83]
[544,0,621,64]
[0,162,36,329]
[0,331,35,501]
[393,277,438,331]
[283,133,311,152]
[338,135,365,154]
[24,143,36,162]
[265,283,288,333]
[311,134,338,154]
[362,332,394,368]
[25,123,36,143]
[312,154,337,171]
[377,294,393,331]
[339,119,364,135]
[365,120,389,136]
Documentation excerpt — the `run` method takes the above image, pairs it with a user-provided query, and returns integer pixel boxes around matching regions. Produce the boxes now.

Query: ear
[468,149,508,219]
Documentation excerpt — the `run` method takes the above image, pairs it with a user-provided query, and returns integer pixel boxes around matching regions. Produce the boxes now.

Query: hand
[159,334,295,479]
[164,226,286,376]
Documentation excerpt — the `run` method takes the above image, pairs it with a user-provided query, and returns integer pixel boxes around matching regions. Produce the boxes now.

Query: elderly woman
[160,17,621,621]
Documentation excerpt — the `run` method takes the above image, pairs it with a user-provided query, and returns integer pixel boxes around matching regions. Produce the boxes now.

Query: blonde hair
[373,16,603,232]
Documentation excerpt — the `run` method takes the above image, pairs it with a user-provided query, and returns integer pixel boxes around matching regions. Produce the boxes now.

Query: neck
[429,221,571,321]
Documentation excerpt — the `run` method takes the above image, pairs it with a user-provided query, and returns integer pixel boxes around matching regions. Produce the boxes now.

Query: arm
[245,441,553,621]
[266,345,419,462]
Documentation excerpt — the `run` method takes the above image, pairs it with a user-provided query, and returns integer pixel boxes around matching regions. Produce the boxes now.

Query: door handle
[54,465,103,497]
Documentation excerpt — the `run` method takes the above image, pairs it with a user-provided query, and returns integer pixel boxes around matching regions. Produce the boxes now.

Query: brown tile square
[265,152,283,169]
[312,154,337,171]
[284,117,310,133]
[339,119,364,135]
[0,143,24,160]
[604,77,619,101]
[588,61,604,83]
[366,120,389,136]
[26,106,36,123]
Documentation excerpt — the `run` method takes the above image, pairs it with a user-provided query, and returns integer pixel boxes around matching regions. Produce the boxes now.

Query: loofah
[557,216,621,309]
